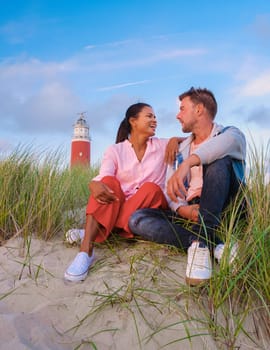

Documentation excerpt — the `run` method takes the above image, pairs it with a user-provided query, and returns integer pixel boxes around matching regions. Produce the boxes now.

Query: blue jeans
[128,156,243,252]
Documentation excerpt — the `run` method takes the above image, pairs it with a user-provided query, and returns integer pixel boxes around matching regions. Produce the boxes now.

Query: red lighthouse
[70,113,91,167]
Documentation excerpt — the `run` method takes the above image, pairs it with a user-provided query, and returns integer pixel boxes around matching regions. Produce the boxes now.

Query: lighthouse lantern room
[70,112,91,167]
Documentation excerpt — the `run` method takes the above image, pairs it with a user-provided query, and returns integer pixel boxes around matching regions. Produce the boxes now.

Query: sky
[0,0,270,173]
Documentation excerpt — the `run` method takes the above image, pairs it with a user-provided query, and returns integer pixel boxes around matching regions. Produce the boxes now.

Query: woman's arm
[89,180,119,204]
[164,137,186,164]
[92,145,117,182]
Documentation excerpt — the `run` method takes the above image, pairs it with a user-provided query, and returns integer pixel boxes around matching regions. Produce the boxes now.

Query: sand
[0,235,265,350]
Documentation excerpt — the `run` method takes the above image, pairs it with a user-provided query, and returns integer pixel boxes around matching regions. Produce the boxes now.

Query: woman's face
[130,106,157,137]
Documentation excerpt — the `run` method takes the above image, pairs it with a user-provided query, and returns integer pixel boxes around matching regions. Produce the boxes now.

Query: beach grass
[0,144,98,244]
[0,142,269,349]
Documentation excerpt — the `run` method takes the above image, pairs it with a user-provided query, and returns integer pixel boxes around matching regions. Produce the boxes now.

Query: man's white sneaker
[64,251,94,282]
[65,229,85,244]
[214,242,238,265]
[186,241,212,286]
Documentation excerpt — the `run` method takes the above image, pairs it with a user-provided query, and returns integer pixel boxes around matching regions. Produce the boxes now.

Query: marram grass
[0,144,98,243]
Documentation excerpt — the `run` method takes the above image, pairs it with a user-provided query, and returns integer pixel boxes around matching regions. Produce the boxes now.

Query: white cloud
[0,82,83,133]
[97,80,150,91]
[246,106,270,125]
[84,45,96,50]
[84,39,136,50]
[0,31,268,164]
[0,58,75,79]
[0,19,35,44]
[239,71,270,97]
[127,48,207,68]
[76,35,208,73]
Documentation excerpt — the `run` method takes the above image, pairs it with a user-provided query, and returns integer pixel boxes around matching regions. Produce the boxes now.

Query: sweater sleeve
[92,145,117,181]
[192,126,246,165]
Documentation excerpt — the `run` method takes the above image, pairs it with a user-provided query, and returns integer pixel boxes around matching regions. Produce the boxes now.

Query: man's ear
[196,103,204,115]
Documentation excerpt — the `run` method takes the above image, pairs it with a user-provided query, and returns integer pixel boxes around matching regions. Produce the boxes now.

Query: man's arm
[193,126,246,165]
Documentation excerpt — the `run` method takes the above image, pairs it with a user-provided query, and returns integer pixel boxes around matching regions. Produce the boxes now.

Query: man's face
[176,96,198,133]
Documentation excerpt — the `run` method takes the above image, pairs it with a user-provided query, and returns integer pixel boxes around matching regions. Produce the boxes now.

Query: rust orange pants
[86,176,168,243]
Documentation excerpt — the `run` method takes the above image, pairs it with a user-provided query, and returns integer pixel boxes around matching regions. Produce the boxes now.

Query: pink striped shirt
[93,137,169,199]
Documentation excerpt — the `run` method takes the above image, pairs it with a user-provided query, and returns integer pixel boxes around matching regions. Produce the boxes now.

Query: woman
[64,102,179,282]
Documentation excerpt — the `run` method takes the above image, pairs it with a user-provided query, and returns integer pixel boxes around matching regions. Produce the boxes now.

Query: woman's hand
[177,204,199,222]
[164,137,186,164]
[89,181,119,204]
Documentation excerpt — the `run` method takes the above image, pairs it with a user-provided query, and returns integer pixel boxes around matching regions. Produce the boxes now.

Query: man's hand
[164,137,186,164]
[177,204,199,222]
[167,154,201,202]
[89,181,119,204]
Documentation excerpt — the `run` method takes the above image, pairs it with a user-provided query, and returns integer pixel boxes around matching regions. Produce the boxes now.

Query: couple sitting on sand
[64,87,246,286]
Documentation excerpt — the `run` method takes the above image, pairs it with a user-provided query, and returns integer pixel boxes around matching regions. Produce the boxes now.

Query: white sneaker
[214,242,238,265]
[64,251,94,282]
[186,241,212,286]
[65,229,85,244]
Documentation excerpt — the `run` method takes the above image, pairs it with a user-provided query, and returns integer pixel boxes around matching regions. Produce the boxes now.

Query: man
[128,87,246,286]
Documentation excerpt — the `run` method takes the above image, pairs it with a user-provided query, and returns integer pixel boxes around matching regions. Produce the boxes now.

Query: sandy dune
[0,236,263,350]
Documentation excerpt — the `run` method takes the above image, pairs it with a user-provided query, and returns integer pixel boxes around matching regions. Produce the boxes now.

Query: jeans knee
[204,156,232,179]
[128,213,136,232]
[128,209,147,234]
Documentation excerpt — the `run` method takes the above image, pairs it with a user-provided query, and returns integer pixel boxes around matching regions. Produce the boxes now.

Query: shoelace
[189,247,209,270]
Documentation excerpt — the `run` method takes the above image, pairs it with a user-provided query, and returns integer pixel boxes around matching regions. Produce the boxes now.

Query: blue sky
[0,0,270,169]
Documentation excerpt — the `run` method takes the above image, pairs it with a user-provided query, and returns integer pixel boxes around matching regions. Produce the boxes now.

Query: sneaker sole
[185,276,210,286]
[64,270,88,282]
[65,240,81,246]
[65,235,81,245]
